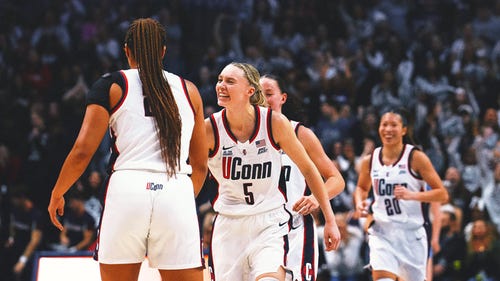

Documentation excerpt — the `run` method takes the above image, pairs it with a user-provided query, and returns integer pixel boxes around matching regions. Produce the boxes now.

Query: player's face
[378,112,406,145]
[260,77,286,112]
[215,65,254,108]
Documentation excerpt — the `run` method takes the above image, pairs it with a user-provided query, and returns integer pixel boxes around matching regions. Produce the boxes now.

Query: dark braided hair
[125,18,181,177]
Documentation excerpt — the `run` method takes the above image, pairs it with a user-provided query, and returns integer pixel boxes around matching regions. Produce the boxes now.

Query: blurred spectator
[196,65,219,116]
[370,67,402,113]
[83,170,103,228]
[414,56,455,103]
[442,166,473,220]
[53,188,95,252]
[416,100,448,175]
[463,219,500,281]
[479,159,500,234]
[22,104,52,208]
[459,146,482,194]
[320,211,364,281]
[433,205,467,281]
[471,3,500,43]
[0,188,43,281]
[336,139,360,197]
[315,99,346,150]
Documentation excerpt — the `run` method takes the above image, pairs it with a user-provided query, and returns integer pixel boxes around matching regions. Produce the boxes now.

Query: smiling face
[215,64,255,108]
[260,77,287,113]
[378,112,407,146]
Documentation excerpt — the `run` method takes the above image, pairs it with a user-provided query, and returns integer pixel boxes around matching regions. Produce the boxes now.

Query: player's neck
[225,105,256,142]
[381,143,404,160]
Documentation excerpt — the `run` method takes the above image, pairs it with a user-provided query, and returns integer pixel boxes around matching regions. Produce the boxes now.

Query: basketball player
[353,108,448,281]
[260,74,345,281]
[48,18,207,281]
[205,62,341,281]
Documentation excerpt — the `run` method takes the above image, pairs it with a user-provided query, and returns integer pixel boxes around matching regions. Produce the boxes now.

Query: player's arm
[185,79,208,196]
[353,154,372,218]
[204,116,216,154]
[60,227,69,245]
[430,201,442,254]
[48,76,116,231]
[298,125,345,198]
[272,111,340,250]
[14,228,42,273]
[394,150,449,203]
[74,227,95,251]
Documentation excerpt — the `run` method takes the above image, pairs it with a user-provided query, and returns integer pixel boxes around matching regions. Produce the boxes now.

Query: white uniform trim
[208,106,286,216]
[108,69,194,174]
[367,144,428,279]
[282,121,318,281]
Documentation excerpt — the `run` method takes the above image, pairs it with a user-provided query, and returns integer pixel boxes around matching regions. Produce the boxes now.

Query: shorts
[209,205,290,281]
[367,222,427,281]
[95,170,203,269]
[287,214,318,281]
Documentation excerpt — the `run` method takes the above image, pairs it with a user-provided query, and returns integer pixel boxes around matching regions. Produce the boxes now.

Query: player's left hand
[48,195,65,231]
[292,195,319,215]
[323,219,341,251]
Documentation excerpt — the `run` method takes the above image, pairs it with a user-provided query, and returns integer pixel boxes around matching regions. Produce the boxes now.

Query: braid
[125,18,181,177]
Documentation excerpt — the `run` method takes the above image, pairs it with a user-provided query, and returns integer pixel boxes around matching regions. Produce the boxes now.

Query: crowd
[0,0,500,280]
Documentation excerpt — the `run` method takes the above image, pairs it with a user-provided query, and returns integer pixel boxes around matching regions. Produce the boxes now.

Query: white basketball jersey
[108,69,194,174]
[370,144,427,229]
[281,121,308,216]
[208,106,286,216]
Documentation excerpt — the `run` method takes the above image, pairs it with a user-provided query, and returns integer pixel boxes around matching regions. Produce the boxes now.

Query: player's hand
[13,261,25,274]
[394,185,412,200]
[323,219,341,251]
[355,199,371,218]
[48,195,65,231]
[431,238,441,255]
[292,195,319,215]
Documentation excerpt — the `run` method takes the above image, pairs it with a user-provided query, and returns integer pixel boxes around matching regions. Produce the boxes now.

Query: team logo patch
[146,182,163,191]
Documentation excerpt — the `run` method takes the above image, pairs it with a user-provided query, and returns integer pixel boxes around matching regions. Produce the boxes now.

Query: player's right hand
[323,219,341,251]
[356,199,371,217]
[48,195,65,231]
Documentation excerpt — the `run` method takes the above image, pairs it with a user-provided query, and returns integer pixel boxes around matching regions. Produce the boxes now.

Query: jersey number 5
[243,183,255,205]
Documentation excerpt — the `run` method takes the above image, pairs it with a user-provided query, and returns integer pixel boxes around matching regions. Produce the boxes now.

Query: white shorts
[209,206,290,281]
[95,170,203,269]
[287,214,318,281]
[367,221,427,281]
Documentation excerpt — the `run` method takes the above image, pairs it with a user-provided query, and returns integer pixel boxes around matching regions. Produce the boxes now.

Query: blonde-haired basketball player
[205,62,341,281]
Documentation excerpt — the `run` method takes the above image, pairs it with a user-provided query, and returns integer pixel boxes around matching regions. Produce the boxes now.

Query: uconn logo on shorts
[146,182,164,191]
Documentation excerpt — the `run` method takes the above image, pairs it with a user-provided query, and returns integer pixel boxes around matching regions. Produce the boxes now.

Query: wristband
[19,255,27,264]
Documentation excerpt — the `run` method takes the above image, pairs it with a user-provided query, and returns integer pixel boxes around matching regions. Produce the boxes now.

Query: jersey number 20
[384,198,402,216]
